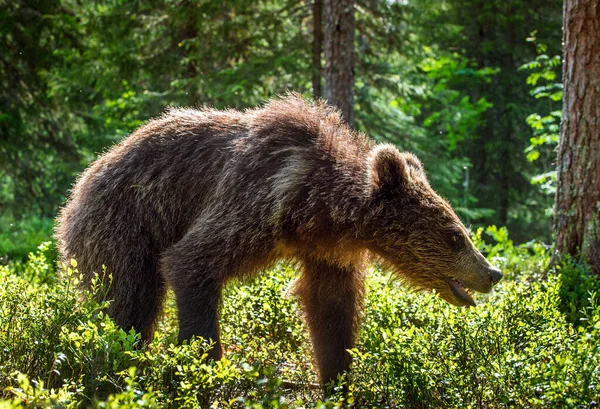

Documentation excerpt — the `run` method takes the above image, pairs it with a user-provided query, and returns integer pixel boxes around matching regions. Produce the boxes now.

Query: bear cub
[56,95,502,385]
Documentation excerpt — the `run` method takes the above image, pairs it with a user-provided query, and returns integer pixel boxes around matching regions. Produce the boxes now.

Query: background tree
[324,0,355,126]
[0,0,568,259]
[312,0,323,99]
[555,0,600,273]
[419,0,563,241]
[0,0,81,216]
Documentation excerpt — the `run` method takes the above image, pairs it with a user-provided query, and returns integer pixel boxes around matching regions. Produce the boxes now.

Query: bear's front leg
[172,276,223,359]
[296,258,366,387]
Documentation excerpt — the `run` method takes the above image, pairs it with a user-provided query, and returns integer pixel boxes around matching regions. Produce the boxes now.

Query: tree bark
[555,0,600,272]
[324,0,354,127]
[312,0,323,99]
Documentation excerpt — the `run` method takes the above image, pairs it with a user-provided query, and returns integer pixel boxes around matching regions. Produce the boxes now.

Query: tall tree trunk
[324,0,354,127]
[182,15,199,105]
[312,0,323,99]
[555,0,600,272]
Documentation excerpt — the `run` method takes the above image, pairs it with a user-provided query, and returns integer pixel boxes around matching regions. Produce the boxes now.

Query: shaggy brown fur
[56,94,501,386]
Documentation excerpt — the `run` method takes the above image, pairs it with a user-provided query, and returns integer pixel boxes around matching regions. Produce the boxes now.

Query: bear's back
[56,95,370,273]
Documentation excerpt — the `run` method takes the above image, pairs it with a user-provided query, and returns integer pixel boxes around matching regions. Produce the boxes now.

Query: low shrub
[0,232,598,408]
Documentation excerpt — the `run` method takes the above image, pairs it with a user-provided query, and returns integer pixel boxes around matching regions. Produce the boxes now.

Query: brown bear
[55,94,502,386]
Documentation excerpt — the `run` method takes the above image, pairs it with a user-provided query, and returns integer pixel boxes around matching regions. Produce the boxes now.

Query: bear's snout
[488,266,503,285]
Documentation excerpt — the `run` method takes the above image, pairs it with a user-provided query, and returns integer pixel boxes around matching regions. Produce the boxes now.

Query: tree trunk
[324,0,354,127]
[312,0,323,99]
[555,0,600,272]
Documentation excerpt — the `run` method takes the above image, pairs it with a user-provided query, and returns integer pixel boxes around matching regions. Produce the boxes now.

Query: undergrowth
[0,227,599,408]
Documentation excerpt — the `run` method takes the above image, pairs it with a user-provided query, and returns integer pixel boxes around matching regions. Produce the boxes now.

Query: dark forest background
[1,0,564,260]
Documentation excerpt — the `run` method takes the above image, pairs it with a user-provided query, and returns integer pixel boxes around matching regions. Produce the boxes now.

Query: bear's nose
[488,267,503,285]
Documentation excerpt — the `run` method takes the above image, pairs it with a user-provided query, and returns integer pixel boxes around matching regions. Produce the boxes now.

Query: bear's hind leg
[106,254,167,342]
[295,258,366,387]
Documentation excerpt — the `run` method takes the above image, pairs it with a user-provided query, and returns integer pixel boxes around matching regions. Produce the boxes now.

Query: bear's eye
[448,230,464,252]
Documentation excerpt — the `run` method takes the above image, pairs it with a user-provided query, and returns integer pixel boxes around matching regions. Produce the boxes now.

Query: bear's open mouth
[448,278,476,307]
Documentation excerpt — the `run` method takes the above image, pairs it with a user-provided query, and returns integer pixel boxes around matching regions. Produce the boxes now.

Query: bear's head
[363,144,502,307]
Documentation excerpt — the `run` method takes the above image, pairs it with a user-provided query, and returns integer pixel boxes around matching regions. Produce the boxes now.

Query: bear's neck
[277,154,370,244]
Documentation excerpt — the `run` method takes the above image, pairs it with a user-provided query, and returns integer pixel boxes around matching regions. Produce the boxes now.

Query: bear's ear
[367,145,426,194]
[367,144,411,193]
[401,152,425,176]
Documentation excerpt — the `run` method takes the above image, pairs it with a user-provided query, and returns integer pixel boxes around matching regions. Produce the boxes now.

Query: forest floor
[0,227,599,408]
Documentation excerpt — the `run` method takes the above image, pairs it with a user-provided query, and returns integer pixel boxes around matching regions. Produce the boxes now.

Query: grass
[0,227,599,408]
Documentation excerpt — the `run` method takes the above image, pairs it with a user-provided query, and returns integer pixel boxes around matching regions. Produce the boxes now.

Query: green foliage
[472,225,551,278]
[0,1,83,215]
[417,51,497,221]
[2,0,564,244]
[557,255,600,326]
[356,274,594,407]
[1,237,599,407]
[520,32,562,198]
[2,0,312,217]
[420,51,496,152]
[7,241,56,284]
[421,0,562,241]
[0,216,55,263]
